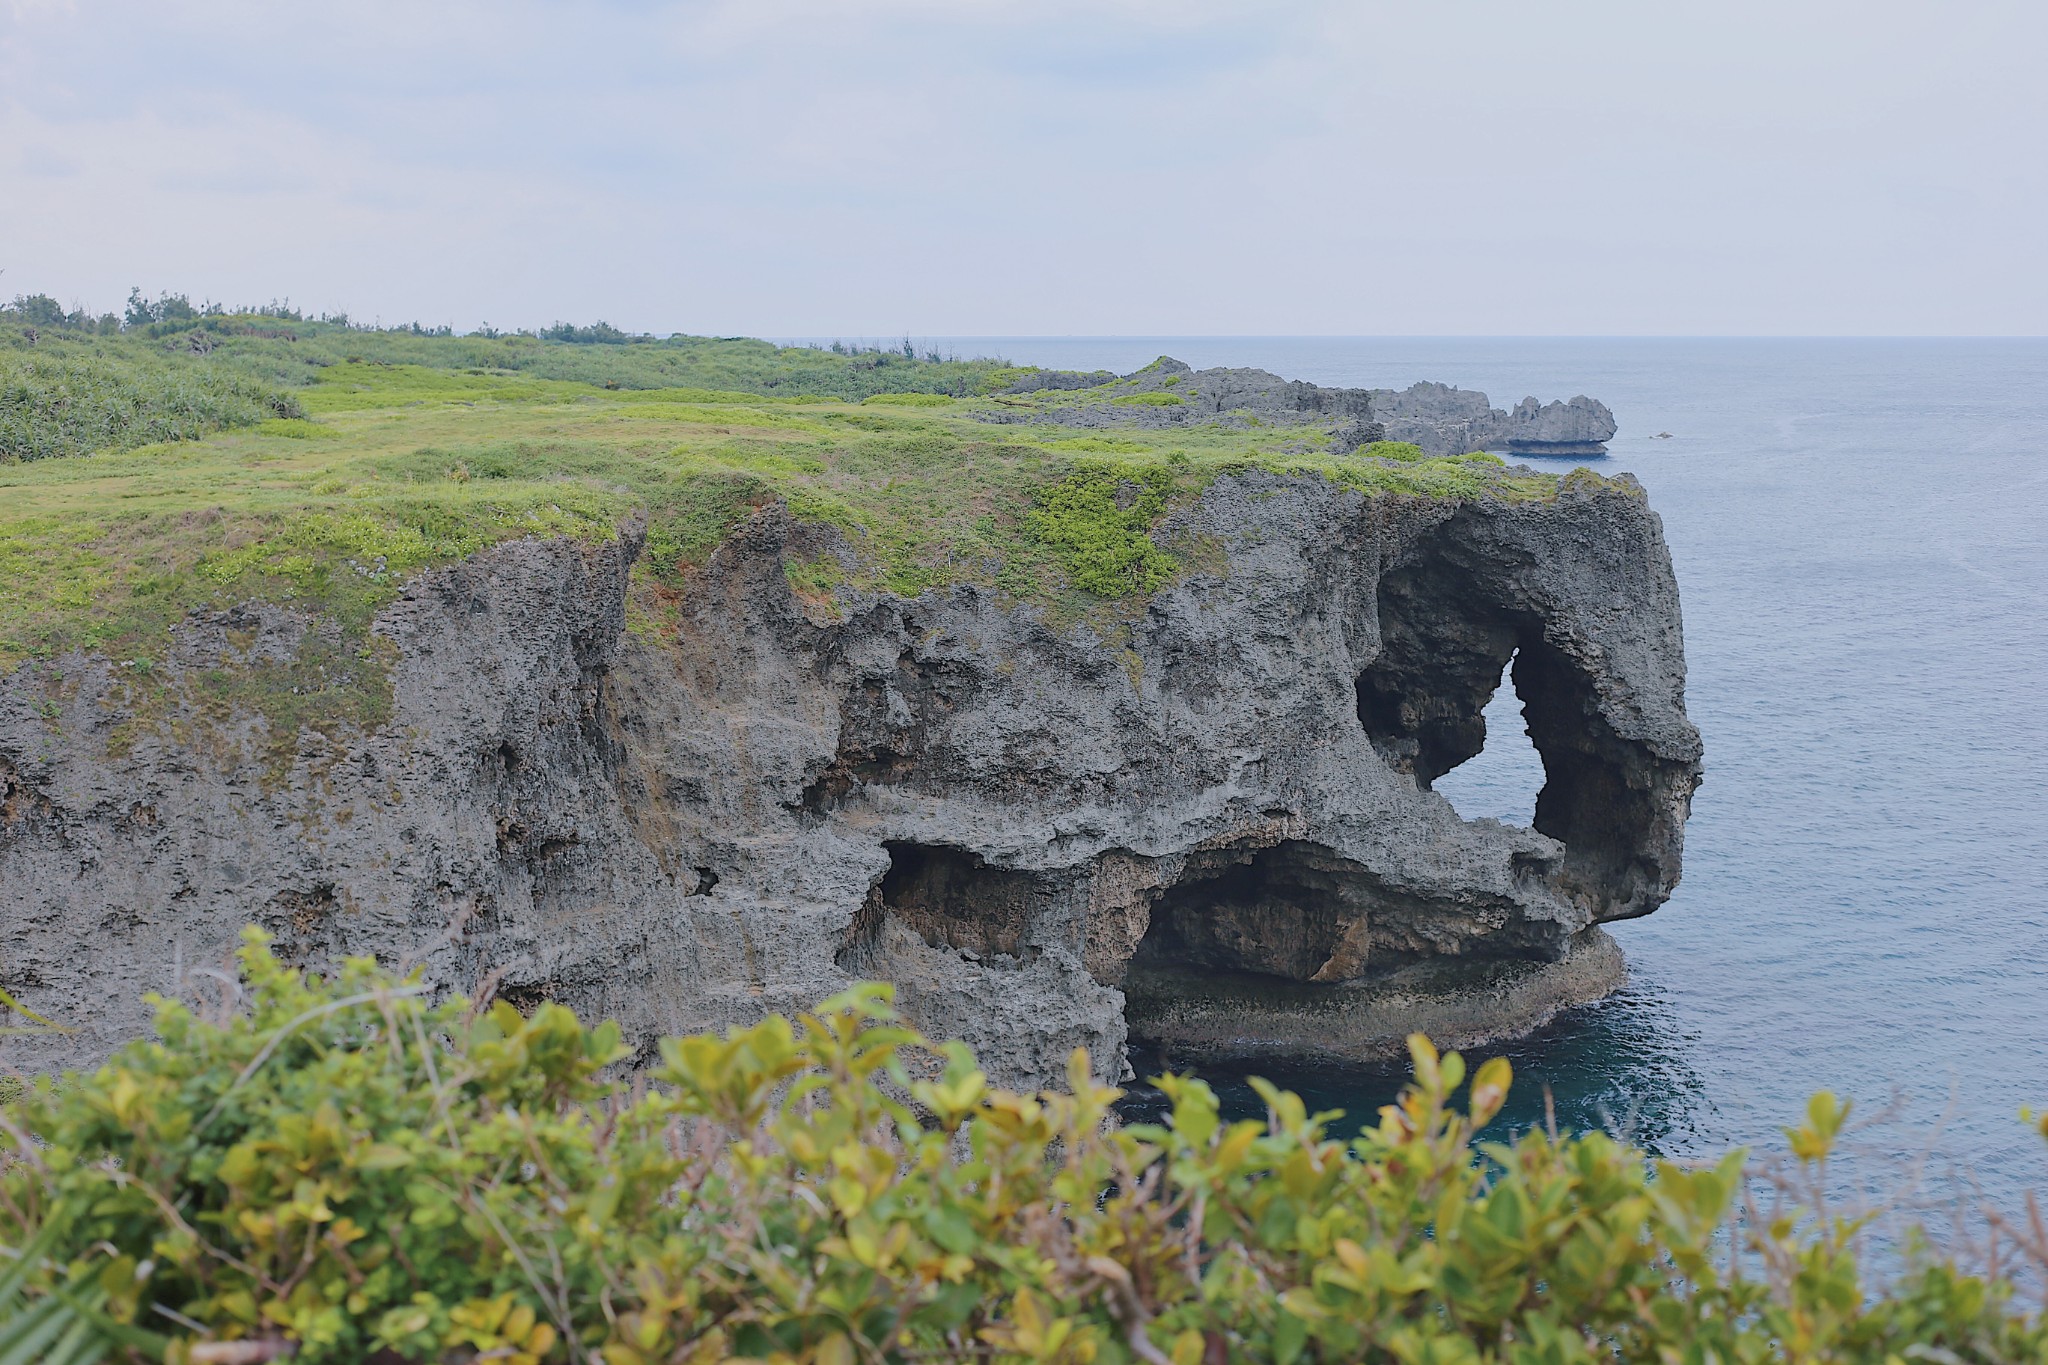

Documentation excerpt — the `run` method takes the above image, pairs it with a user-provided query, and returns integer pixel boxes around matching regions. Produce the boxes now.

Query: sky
[2,0,2044,337]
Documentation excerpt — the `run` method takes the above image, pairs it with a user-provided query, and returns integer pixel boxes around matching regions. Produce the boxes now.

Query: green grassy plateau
[1,312,1592,738]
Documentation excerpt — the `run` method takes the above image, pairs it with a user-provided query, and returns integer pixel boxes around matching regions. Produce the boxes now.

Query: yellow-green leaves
[4,935,2043,1365]
[1787,1089,1853,1163]
[911,1040,989,1131]
[1468,1055,1512,1127]
[1024,459,1179,598]
[655,1013,803,1127]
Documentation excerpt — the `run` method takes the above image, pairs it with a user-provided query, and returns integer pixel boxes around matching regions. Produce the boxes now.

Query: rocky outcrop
[0,474,1698,1089]
[988,361,1617,457]
[1373,384,1618,458]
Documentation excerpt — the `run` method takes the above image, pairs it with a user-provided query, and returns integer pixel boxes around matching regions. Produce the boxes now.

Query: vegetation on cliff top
[2,930,2044,1365]
[0,305,1596,740]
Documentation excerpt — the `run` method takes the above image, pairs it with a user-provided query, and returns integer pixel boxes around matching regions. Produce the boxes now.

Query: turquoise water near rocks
[924,337,2048,1218]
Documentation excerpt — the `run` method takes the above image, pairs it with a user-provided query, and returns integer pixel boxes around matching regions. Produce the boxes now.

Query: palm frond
[0,1208,167,1364]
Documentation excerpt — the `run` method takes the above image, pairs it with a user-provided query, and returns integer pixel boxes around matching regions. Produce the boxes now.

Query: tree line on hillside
[4,291,963,366]
[1,289,1018,463]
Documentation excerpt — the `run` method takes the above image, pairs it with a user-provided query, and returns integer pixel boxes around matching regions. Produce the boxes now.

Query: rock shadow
[1355,521,1679,920]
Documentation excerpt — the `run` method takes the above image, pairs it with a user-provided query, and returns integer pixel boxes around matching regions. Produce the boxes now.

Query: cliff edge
[0,470,1699,1088]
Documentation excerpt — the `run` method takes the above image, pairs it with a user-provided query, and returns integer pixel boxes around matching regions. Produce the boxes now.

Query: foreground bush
[2,931,2044,1364]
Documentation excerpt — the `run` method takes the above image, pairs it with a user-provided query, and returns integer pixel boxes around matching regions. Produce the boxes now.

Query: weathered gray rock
[988,362,1616,457]
[1502,394,1619,455]
[1373,384,1619,457]
[1125,927,1626,1067]
[0,474,1698,1089]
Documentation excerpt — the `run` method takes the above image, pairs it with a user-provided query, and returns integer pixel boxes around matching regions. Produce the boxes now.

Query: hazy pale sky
[3,0,2043,336]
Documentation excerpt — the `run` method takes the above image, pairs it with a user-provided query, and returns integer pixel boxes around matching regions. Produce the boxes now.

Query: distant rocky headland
[0,315,1689,1088]
[987,356,1621,458]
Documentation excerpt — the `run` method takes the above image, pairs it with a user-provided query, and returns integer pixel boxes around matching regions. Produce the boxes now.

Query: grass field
[1,314,1588,739]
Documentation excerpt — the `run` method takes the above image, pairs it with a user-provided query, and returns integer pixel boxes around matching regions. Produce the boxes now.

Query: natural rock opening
[1,457,1699,1089]
[1116,833,1617,1065]
[1355,560,1516,790]
[1512,635,1674,918]
[1431,655,1546,826]
[1356,526,1681,919]
[844,840,1047,966]
[1130,841,1375,984]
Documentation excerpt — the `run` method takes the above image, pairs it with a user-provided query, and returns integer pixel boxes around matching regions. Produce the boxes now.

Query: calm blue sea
[910,337,2048,1217]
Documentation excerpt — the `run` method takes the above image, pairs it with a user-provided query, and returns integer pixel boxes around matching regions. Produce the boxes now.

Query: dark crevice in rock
[1125,838,1566,1003]
[1131,841,1374,983]
[263,883,342,965]
[881,841,1046,962]
[798,737,914,816]
[839,841,1049,969]
[495,980,559,1017]
[1,756,57,832]
[1513,637,1672,920]
[796,650,973,816]
[270,882,338,932]
[495,816,579,864]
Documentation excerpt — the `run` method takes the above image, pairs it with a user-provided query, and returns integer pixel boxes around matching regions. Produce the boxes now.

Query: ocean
[912,337,2048,1221]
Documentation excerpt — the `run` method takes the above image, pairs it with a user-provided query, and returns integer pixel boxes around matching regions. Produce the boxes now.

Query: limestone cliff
[0,473,1698,1087]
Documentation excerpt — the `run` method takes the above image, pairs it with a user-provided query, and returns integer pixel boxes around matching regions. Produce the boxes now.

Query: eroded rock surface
[0,474,1698,1088]
[984,359,1619,457]
[1375,384,1619,457]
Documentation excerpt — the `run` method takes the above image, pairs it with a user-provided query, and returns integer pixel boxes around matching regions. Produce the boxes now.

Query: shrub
[0,350,305,461]
[538,321,640,345]
[1025,461,1180,598]
[3,930,2045,1365]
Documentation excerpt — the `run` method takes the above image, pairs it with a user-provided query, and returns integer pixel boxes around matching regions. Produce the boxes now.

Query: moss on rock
[0,318,1622,743]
